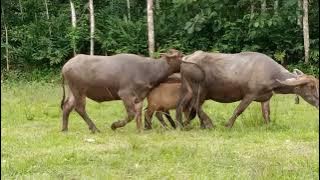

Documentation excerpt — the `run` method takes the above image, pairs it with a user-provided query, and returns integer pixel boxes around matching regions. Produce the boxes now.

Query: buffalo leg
[176,101,185,128]
[163,110,176,129]
[134,101,143,132]
[183,100,197,127]
[144,108,154,130]
[155,112,169,128]
[176,90,193,128]
[176,77,193,128]
[184,108,205,128]
[74,96,100,133]
[61,95,75,131]
[111,95,135,130]
[111,98,136,130]
[197,106,214,129]
[182,111,192,127]
[261,100,270,124]
[225,96,254,128]
[295,95,300,104]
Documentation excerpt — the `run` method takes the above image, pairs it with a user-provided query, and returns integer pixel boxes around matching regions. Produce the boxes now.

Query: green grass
[1,82,319,179]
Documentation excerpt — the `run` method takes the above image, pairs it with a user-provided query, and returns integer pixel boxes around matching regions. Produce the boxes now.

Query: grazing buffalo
[144,73,196,129]
[60,49,183,133]
[176,51,319,128]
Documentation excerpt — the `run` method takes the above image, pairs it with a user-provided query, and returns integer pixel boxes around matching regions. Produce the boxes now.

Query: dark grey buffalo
[176,51,319,129]
[60,49,183,133]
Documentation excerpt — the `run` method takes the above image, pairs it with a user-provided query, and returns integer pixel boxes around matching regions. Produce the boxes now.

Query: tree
[18,0,23,18]
[4,19,9,71]
[126,0,131,21]
[261,0,266,14]
[147,0,155,57]
[297,0,302,26]
[274,0,278,15]
[89,0,95,55]
[2,8,9,71]
[302,0,309,63]
[250,0,255,19]
[44,0,51,35]
[0,0,319,76]
[70,0,77,56]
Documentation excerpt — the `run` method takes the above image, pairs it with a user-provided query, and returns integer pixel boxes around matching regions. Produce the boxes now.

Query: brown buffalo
[144,73,196,129]
[60,49,183,133]
[176,51,319,128]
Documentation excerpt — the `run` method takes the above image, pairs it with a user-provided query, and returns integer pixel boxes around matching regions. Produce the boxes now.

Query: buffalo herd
[60,49,319,133]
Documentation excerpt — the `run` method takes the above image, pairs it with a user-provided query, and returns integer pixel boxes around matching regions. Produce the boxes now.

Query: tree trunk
[261,0,266,13]
[89,0,95,55]
[250,0,255,19]
[302,0,309,63]
[44,0,51,35]
[274,0,278,15]
[3,24,9,72]
[126,0,131,21]
[2,8,9,71]
[19,0,23,19]
[297,0,302,27]
[147,0,155,57]
[70,0,77,56]
[5,24,9,71]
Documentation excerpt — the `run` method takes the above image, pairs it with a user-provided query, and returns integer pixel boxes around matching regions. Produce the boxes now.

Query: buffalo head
[160,49,184,73]
[277,69,319,109]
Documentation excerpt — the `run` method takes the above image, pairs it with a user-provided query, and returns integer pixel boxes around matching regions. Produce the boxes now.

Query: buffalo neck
[272,70,297,94]
[147,59,174,86]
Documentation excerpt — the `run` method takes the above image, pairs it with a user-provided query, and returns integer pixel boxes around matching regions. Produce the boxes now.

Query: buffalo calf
[144,73,196,129]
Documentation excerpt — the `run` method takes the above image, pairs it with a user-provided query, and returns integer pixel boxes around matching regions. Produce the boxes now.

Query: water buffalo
[144,73,196,129]
[60,49,183,133]
[176,51,319,129]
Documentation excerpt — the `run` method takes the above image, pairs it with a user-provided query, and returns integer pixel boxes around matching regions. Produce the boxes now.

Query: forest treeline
[1,0,319,76]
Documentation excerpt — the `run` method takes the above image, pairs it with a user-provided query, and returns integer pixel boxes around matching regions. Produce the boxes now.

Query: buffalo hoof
[199,123,206,129]
[201,126,214,130]
[144,127,152,131]
[111,122,118,131]
[182,126,193,131]
[89,126,100,133]
[183,122,190,127]
[200,121,214,129]
[137,128,143,133]
[144,124,152,130]
[224,123,233,128]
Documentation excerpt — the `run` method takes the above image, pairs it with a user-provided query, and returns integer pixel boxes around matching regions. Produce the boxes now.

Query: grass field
[1,81,319,179]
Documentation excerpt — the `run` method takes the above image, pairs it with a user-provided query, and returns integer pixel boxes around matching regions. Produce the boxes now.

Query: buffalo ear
[159,53,167,58]
[161,49,184,61]
[293,69,304,76]
[276,77,310,86]
[161,53,179,59]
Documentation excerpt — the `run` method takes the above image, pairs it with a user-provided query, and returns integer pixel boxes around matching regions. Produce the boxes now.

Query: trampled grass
[1,82,319,179]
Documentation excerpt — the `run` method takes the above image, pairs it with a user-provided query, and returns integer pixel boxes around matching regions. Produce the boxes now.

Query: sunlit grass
[1,82,319,179]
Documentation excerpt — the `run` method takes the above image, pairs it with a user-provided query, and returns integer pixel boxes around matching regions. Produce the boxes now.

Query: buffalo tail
[60,74,65,110]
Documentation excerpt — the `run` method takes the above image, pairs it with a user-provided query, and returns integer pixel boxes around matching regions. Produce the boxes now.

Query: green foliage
[287,62,319,78]
[2,68,60,83]
[0,0,319,76]
[274,50,286,64]
[95,16,148,55]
